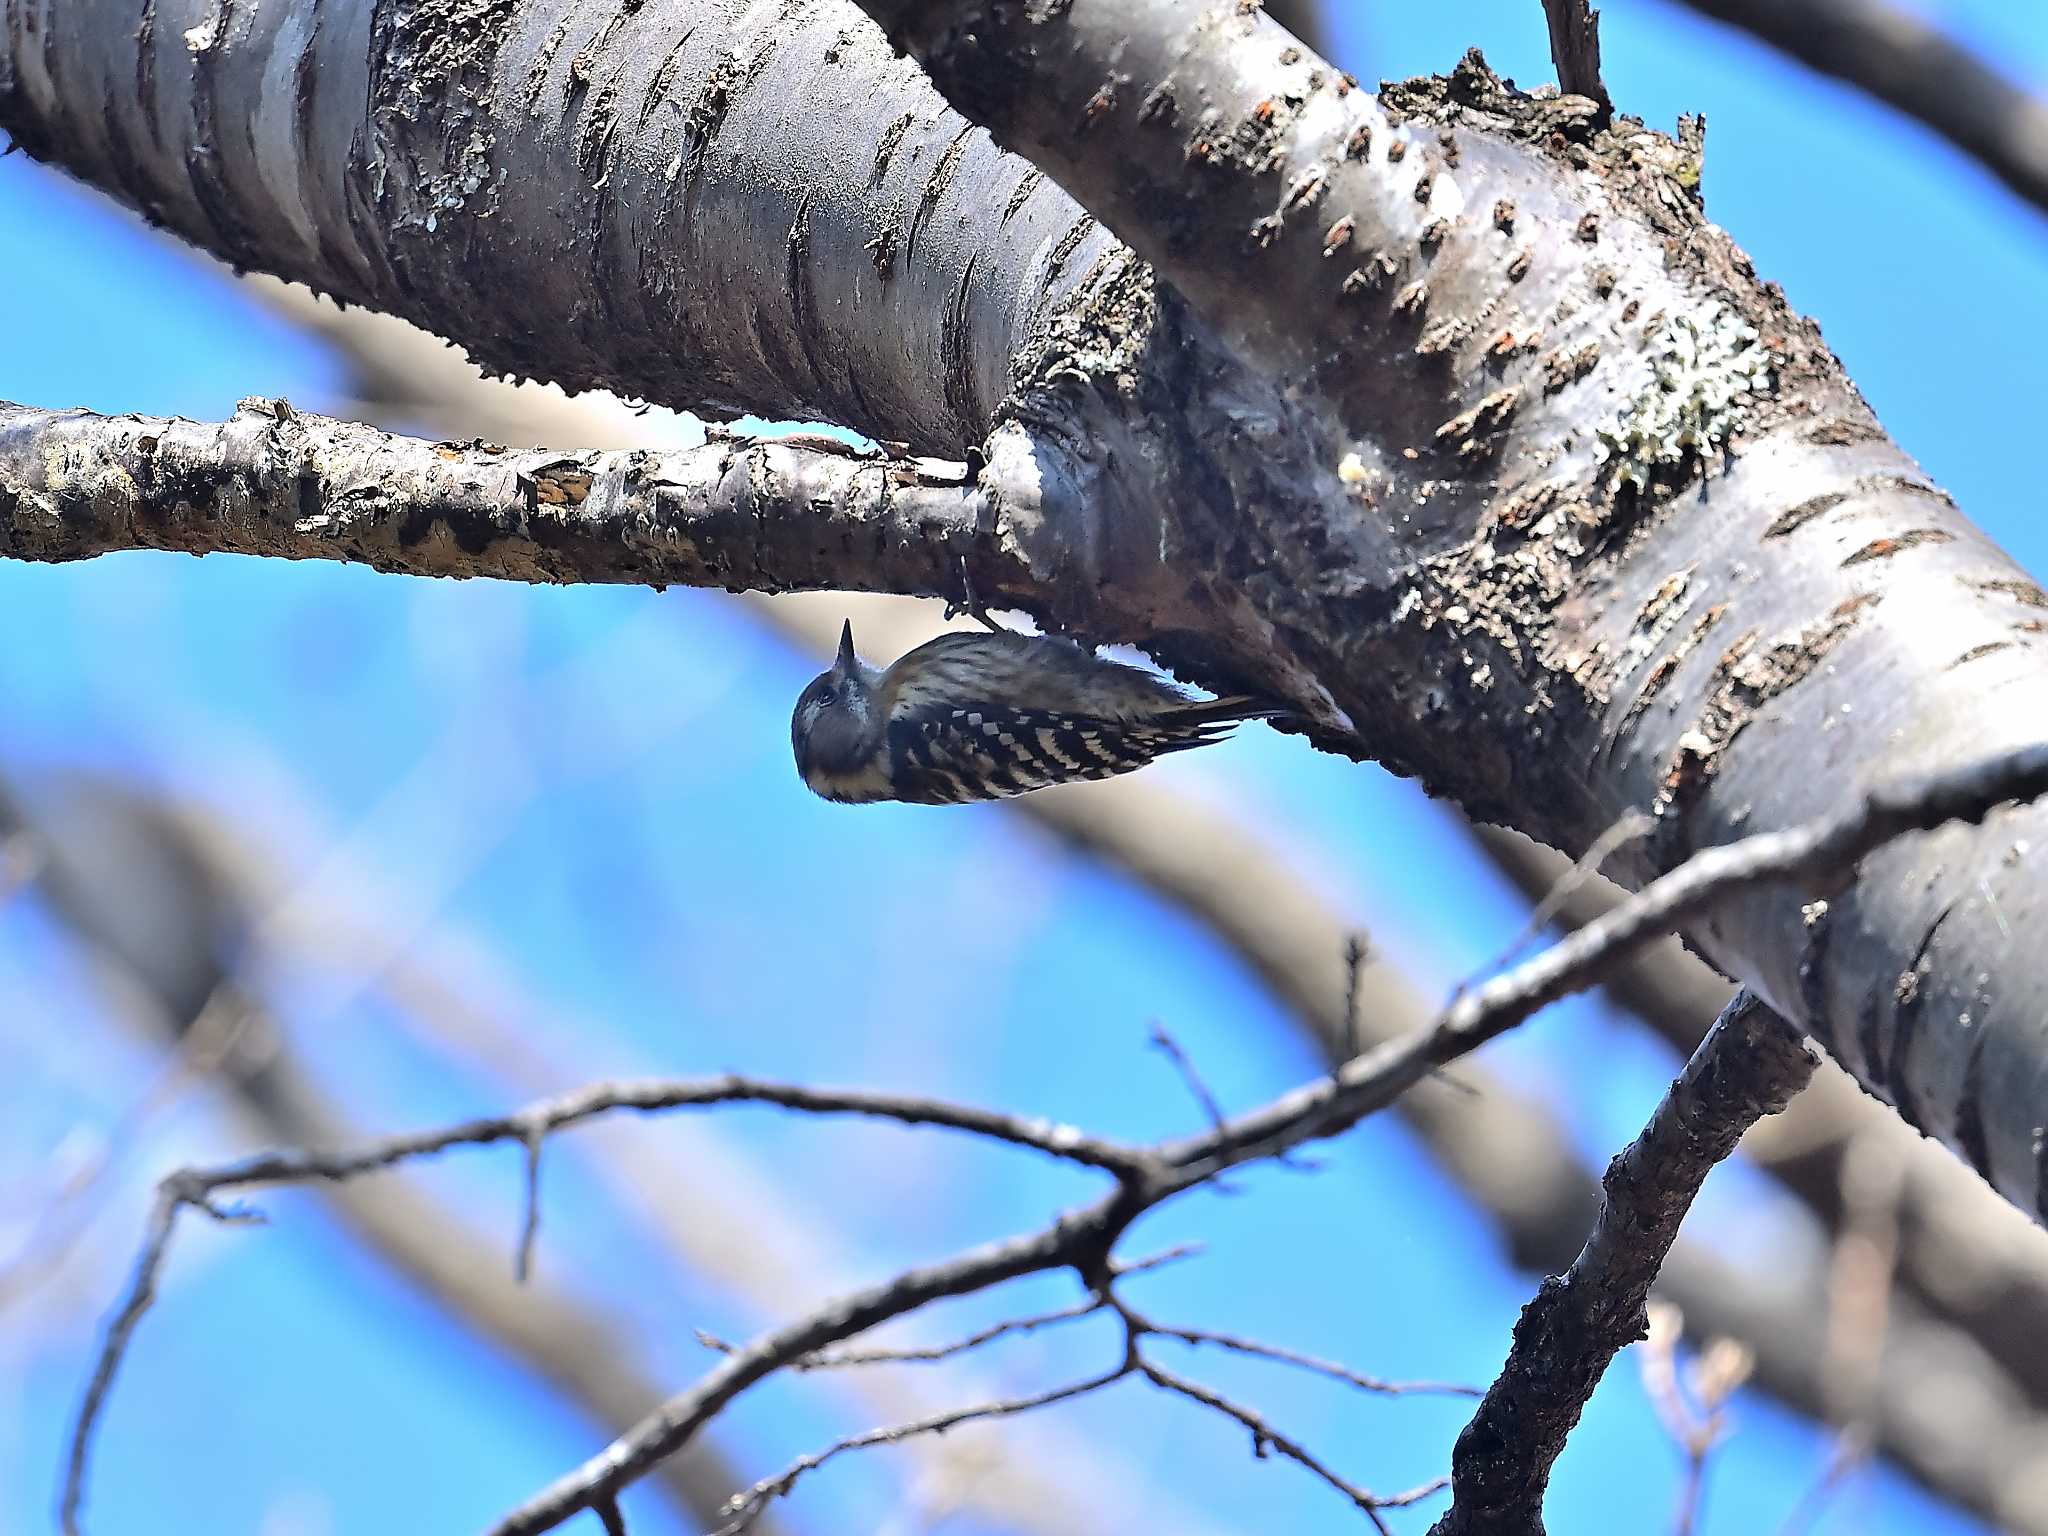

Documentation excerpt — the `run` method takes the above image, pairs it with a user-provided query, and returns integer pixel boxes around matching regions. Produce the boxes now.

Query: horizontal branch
[0,400,1025,598]
[183,1073,1151,1183]
[1430,993,1819,1535]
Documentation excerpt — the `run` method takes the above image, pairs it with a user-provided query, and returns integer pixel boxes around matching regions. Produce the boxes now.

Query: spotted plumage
[791,621,1283,805]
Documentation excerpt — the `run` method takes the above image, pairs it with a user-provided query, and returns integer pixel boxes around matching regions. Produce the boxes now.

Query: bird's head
[791,620,883,791]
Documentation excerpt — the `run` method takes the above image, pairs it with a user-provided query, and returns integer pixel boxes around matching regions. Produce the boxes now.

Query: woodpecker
[791,621,1284,804]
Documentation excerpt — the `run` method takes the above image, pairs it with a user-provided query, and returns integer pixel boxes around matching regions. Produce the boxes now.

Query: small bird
[791,620,1284,804]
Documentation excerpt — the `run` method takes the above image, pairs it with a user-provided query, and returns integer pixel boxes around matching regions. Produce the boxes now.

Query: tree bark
[843,1,2048,1226]
[7,2,2048,1227]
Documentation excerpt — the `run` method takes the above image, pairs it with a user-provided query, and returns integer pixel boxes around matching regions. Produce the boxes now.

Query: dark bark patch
[1947,640,2015,670]
[1887,897,1959,1134]
[1839,528,1954,567]
[907,123,975,266]
[1541,343,1600,394]
[871,109,913,182]
[1001,167,1044,224]
[1854,471,1953,506]
[1656,594,1873,830]
[1975,576,2048,609]
[1614,602,1725,743]
[1956,1000,1996,1188]
[1805,415,1885,447]
[1043,213,1096,282]
[1762,491,1848,539]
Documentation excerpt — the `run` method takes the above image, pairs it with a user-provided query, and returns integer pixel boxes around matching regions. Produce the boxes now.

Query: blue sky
[2,3,2043,1534]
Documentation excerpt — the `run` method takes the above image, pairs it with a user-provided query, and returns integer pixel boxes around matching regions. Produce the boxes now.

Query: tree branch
[1540,0,1613,116]
[1673,0,2048,222]
[1155,744,2048,1180]
[0,399,1016,598]
[1430,993,1818,1535]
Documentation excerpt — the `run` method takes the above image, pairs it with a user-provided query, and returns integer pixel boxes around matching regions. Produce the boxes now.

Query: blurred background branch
[1673,0,2048,221]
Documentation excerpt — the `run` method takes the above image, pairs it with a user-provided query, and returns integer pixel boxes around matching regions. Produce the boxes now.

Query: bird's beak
[835,620,858,677]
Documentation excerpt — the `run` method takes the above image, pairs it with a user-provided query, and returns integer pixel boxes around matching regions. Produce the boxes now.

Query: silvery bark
[6,1,2048,1226]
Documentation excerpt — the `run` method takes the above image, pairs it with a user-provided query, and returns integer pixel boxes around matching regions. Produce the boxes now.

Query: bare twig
[1149,1021,1231,1136]
[166,1074,1149,1185]
[1451,810,1649,1008]
[1137,1359,1424,1536]
[700,1300,1102,1372]
[1341,933,1370,1063]
[515,1122,545,1284]
[710,1369,1129,1535]
[1429,994,1818,1536]
[1639,1303,1754,1536]
[1539,0,1614,115]
[1128,1309,1482,1400]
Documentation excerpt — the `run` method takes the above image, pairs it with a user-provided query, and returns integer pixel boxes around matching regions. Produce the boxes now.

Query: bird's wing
[884,704,1243,804]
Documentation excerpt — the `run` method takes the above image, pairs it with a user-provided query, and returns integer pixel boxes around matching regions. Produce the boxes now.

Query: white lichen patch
[1595,303,1771,489]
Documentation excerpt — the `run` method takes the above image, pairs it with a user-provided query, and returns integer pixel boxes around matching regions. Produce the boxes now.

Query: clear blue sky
[2,3,2043,1534]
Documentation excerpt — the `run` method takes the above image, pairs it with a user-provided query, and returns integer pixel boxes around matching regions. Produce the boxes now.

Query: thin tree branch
[1672,0,2048,222]
[0,400,1010,599]
[1135,1359,1419,1536]
[708,1368,1132,1536]
[171,1074,1150,1185]
[1429,994,1818,1536]
[1540,0,1614,115]
[1158,744,2048,1180]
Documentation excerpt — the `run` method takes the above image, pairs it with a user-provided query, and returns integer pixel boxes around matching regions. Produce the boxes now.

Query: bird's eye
[816,685,836,705]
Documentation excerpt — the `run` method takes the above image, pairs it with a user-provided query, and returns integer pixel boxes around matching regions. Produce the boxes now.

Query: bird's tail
[1163,694,1296,727]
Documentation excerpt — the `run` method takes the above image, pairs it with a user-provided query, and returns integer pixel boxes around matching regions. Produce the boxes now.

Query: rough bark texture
[8,2,2048,1226]
[0,0,1352,710]
[1431,994,1820,1535]
[849,0,2048,1227]
[0,399,1015,592]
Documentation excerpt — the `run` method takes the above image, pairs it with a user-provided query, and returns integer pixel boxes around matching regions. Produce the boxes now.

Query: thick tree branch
[0,0,1352,714]
[1430,993,1819,1535]
[1673,0,2048,222]
[852,0,2048,1244]
[11,1,2048,1216]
